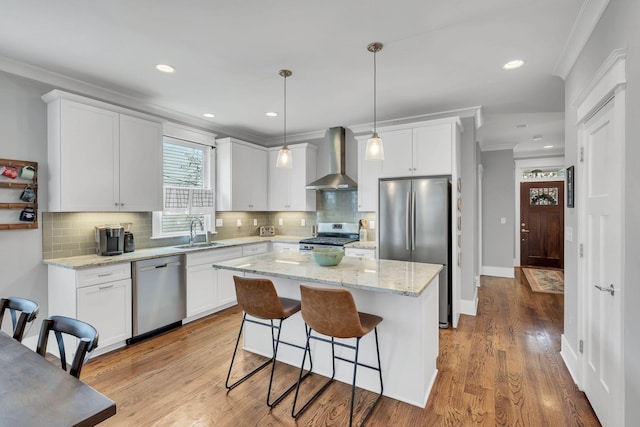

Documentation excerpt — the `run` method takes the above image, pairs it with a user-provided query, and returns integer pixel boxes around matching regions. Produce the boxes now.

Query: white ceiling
[0,0,584,153]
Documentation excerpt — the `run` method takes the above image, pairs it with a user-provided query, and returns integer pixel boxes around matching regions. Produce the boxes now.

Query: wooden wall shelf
[0,158,38,230]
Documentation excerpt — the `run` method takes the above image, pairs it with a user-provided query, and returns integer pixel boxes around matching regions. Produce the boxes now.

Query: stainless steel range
[299,222,359,251]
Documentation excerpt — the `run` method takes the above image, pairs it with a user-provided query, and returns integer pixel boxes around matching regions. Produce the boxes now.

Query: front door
[582,99,622,426]
[520,181,564,268]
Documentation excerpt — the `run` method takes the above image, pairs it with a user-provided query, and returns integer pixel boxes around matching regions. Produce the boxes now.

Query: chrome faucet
[189,217,205,245]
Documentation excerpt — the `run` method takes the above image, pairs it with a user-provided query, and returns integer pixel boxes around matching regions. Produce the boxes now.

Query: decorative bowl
[310,248,344,266]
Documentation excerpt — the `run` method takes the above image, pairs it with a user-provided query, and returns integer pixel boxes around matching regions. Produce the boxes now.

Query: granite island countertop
[211,251,441,297]
[42,235,304,269]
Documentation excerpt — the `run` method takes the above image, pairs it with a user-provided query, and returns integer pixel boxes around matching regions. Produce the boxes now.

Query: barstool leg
[225,313,272,390]
[348,337,361,427]
[292,328,338,419]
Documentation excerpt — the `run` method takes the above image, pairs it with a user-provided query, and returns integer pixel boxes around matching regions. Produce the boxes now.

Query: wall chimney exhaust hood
[305,127,358,190]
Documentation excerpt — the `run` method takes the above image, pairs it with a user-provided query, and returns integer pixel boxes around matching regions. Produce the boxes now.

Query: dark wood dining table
[0,331,116,426]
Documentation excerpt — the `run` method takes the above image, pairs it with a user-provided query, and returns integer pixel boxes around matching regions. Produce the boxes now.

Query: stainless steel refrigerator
[378,177,451,327]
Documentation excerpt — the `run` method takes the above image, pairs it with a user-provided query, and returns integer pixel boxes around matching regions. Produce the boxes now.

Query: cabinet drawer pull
[98,273,113,278]
[99,284,114,290]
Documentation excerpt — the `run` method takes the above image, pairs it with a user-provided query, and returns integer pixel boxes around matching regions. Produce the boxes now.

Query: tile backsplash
[42,190,375,259]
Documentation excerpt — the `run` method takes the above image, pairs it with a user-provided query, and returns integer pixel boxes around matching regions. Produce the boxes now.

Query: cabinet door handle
[99,284,114,290]
[98,273,113,278]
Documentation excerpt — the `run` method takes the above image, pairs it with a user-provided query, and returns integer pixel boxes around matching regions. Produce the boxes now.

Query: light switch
[215,218,223,227]
[500,217,506,224]
[253,218,258,226]
[279,218,284,226]
[369,220,375,229]
[301,218,306,226]
[236,219,242,227]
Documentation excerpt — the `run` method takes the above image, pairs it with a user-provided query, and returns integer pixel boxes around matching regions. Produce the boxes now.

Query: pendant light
[276,69,293,169]
[365,42,384,161]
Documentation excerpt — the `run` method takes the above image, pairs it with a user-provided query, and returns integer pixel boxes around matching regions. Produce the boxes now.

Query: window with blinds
[153,136,214,237]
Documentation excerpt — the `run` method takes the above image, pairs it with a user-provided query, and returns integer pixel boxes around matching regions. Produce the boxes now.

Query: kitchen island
[212,251,442,408]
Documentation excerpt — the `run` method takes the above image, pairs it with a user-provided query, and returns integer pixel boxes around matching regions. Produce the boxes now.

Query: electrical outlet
[236,219,242,227]
[369,220,375,229]
[253,218,258,226]
[278,218,284,226]
[500,217,506,224]
[301,218,306,226]
[215,218,223,227]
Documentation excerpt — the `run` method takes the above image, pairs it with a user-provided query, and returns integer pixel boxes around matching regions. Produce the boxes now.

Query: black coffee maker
[95,225,124,256]
[121,222,135,253]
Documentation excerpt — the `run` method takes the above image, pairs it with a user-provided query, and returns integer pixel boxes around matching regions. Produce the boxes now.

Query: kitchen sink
[174,241,227,249]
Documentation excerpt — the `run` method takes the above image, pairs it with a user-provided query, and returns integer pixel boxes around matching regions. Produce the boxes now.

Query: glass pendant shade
[276,145,292,168]
[365,132,384,160]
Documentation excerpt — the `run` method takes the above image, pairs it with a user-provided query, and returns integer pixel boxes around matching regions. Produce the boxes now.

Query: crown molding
[478,141,515,152]
[552,0,611,80]
[0,55,264,143]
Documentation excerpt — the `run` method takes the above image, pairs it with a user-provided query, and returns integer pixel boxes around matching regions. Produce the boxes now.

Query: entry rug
[522,267,564,294]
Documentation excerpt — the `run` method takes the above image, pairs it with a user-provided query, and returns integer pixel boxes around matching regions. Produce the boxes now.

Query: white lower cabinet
[271,242,300,252]
[48,263,132,360]
[242,242,269,256]
[344,247,376,259]
[185,247,243,322]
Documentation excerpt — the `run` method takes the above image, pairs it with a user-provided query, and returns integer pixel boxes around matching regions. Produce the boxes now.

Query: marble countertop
[42,235,303,269]
[211,251,441,297]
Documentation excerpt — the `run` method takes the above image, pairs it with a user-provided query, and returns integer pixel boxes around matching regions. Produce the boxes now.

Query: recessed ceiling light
[266,112,278,117]
[202,113,215,118]
[155,64,175,73]
[503,59,525,70]
[515,124,528,128]
[543,145,553,149]
[532,135,543,141]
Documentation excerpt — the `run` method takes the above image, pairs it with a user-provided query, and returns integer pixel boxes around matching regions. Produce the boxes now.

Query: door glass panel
[529,187,559,205]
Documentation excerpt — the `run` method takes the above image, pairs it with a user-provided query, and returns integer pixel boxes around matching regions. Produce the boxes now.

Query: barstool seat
[292,285,383,427]
[225,276,311,408]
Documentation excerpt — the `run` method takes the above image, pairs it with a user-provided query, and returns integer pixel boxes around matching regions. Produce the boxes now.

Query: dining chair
[36,315,99,379]
[0,297,39,342]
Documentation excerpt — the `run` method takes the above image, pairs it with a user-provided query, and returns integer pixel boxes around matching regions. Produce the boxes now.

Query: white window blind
[153,136,215,237]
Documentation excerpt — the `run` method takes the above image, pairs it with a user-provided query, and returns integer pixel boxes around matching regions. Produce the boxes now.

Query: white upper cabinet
[42,90,162,212]
[379,128,413,178]
[357,138,382,212]
[268,144,317,211]
[216,138,268,211]
[356,118,461,212]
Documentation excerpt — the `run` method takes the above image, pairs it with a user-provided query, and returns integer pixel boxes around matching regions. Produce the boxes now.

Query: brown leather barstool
[292,285,383,427]
[226,275,312,408]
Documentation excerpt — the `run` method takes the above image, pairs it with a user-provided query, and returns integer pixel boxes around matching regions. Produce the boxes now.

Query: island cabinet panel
[42,90,162,212]
[243,273,439,408]
[184,246,242,322]
[48,263,132,360]
[268,144,317,211]
[216,138,268,211]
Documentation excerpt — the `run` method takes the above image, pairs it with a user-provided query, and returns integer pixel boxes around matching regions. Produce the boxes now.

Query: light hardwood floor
[81,269,600,426]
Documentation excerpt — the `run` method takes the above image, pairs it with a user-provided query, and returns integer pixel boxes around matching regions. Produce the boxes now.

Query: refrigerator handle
[411,191,416,250]
[406,192,411,250]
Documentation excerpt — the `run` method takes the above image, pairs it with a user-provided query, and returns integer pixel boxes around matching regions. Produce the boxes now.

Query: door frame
[513,157,564,267]
[574,49,626,426]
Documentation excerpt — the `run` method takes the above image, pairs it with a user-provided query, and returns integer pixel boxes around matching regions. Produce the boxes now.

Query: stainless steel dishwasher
[129,255,185,344]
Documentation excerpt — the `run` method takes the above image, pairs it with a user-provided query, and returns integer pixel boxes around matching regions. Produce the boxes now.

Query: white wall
[563,0,640,424]
[0,71,50,338]
[480,149,515,276]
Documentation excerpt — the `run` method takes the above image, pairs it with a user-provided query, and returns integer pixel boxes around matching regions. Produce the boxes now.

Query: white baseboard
[475,275,481,287]
[560,334,582,389]
[460,287,478,316]
[481,266,515,278]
